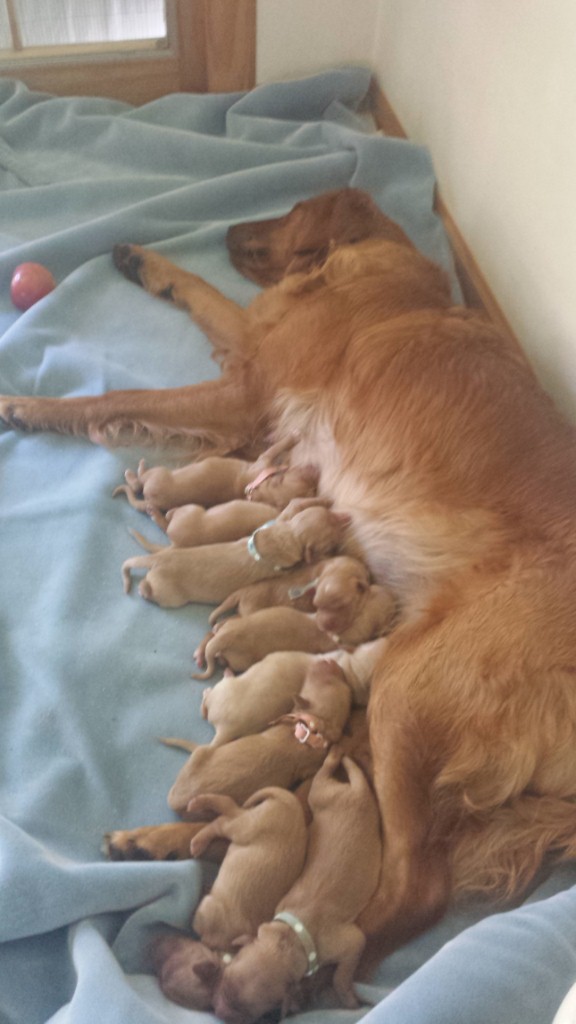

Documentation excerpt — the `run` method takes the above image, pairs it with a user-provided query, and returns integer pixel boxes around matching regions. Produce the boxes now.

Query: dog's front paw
[112,243,146,286]
[103,823,194,861]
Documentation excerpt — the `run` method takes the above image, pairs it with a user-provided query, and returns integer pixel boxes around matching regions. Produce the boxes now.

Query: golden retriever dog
[2,187,576,963]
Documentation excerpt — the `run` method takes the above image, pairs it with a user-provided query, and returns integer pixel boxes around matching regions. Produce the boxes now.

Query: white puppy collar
[273,911,319,976]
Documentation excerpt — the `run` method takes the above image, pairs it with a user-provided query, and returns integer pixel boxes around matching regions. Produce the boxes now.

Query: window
[1,0,167,51]
[0,0,256,102]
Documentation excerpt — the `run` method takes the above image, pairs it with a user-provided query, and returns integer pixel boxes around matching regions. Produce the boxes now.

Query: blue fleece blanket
[0,68,575,1024]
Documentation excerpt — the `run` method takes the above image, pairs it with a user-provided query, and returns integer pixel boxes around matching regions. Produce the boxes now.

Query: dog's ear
[356,579,369,594]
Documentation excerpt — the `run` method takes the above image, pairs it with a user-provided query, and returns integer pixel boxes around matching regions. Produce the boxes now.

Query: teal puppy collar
[273,911,319,976]
[246,520,281,570]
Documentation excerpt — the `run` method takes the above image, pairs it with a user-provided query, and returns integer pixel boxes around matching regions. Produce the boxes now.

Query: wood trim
[0,0,256,101]
[202,0,256,93]
[368,77,520,351]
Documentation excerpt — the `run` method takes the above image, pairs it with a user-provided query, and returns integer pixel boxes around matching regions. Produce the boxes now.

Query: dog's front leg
[104,822,227,862]
[113,244,250,362]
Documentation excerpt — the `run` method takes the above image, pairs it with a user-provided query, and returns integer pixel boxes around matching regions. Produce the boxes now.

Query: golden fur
[2,188,576,959]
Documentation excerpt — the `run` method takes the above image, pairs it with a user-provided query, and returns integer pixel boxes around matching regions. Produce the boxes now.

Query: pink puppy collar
[244,465,288,500]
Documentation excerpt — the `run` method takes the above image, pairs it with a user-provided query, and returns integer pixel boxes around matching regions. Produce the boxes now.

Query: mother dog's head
[226,187,413,285]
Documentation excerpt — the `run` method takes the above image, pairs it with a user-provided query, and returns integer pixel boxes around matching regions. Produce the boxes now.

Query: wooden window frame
[0,0,256,103]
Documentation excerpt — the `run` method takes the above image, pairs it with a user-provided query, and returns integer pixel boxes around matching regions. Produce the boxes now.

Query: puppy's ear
[356,580,369,594]
[293,695,312,711]
[304,542,316,564]
[193,960,221,985]
[332,511,352,528]
[281,981,304,1017]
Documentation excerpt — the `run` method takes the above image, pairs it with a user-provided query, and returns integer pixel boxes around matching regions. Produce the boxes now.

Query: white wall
[256,0,576,421]
[256,0,379,85]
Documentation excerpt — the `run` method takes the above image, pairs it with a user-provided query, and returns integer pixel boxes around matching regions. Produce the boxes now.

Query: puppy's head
[288,506,351,562]
[152,932,222,1011]
[213,926,302,1024]
[296,658,352,743]
[257,462,319,507]
[313,556,370,635]
[226,187,413,286]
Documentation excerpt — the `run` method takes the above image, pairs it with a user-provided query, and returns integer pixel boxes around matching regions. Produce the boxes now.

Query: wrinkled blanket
[0,68,575,1024]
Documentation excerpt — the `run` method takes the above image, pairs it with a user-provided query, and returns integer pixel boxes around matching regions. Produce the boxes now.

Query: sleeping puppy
[212,749,381,1023]
[122,437,318,510]
[165,659,352,813]
[154,787,308,1012]
[121,506,350,606]
[192,607,340,679]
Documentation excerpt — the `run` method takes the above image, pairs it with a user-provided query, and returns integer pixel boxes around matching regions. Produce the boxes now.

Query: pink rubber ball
[10,262,56,311]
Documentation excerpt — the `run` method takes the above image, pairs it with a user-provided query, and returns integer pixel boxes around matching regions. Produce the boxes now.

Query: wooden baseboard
[368,78,520,351]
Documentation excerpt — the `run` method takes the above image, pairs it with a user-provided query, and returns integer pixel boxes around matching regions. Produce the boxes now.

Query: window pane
[7,0,166,48]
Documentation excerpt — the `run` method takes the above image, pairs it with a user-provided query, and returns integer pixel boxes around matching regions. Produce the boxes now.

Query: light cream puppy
[200,650,337,746]
[201,640,387,748]
[149,498,277,547]
[121,437,318,510]
[121,506,350,607]
[212,750,382,1023]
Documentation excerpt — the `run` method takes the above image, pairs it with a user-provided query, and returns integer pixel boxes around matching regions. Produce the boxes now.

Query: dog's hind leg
[0,375,262,451]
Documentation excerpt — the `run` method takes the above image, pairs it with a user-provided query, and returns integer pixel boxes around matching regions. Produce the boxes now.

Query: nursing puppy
[121,506,350,606]
[147,499,278,547]
[209,560,325,623]
[166,659,352,814]
[122,437,317,509]
[200,651,333,746]
[192,607,340,679]
[313,556,397,644]
[200,643,385,746]
[212,749,381,1023]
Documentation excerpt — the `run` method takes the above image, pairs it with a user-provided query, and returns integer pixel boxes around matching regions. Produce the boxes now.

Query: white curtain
[1,0,166,49]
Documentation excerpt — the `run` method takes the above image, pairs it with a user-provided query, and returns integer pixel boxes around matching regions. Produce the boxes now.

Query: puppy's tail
[159,736,198,754]
[121,554,153,593]
[129,528,166,553]
[208,591,240,626]
[191,649,218,681]
[112,484,148,511]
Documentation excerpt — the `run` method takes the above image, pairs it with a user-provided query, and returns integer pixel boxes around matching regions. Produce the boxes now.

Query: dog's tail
[450,793,576,900]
